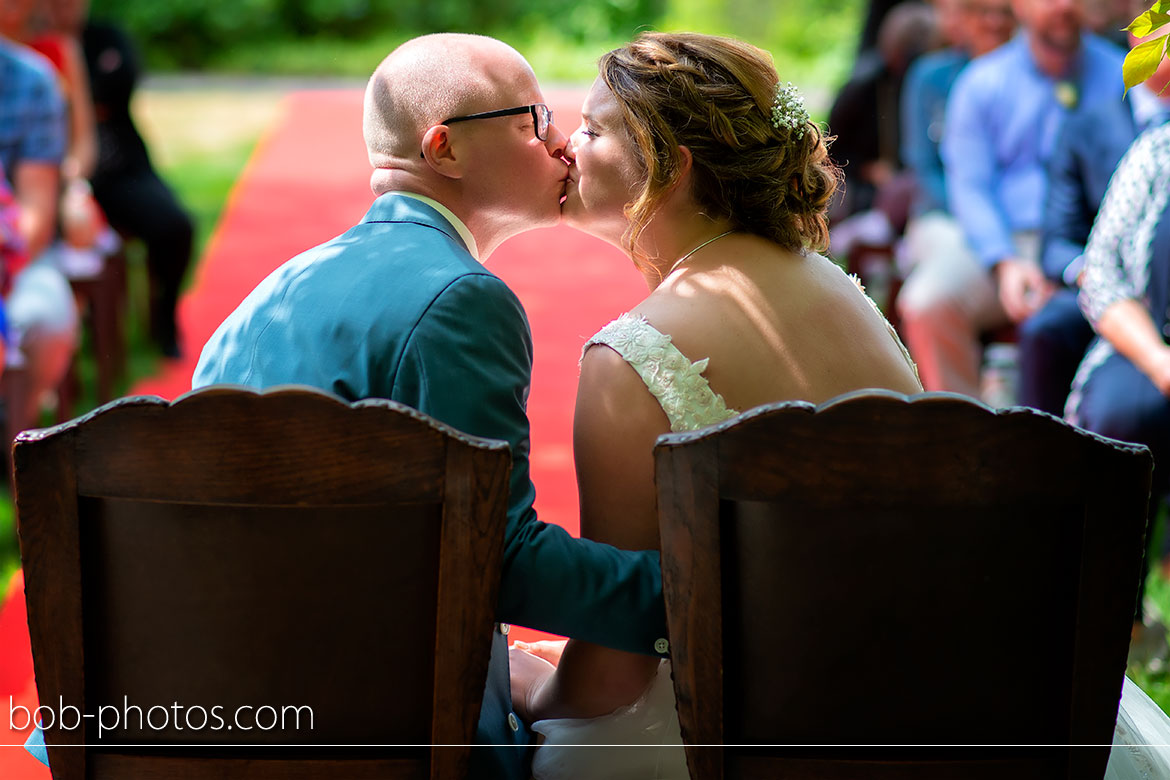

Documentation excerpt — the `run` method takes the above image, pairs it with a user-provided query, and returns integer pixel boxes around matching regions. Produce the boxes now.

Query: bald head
[363,33,538,168]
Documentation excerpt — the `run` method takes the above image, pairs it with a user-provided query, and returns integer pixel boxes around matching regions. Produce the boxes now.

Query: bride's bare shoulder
[629,243,816,343]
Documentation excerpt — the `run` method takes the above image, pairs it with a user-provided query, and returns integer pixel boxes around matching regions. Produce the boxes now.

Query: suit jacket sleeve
[1040,120,1091,282]
[391,272,667,655]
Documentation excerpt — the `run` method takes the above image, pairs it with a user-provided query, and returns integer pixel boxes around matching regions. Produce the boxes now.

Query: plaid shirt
[0,38,65,174]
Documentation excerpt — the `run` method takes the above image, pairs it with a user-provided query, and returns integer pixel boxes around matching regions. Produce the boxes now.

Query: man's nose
[561,130,577,163]
[546,123,571,162]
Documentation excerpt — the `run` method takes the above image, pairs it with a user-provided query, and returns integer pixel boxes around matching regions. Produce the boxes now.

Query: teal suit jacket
[192,193,667,777]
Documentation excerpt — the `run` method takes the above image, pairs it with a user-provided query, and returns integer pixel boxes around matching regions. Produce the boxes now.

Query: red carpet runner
[0,87,644,768]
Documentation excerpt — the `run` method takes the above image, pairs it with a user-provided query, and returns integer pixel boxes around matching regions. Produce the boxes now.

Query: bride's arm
[574,344,668,548]
[517,344,668,721]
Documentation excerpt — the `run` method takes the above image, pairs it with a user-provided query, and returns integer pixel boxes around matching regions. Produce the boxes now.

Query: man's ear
[421,125,463,179]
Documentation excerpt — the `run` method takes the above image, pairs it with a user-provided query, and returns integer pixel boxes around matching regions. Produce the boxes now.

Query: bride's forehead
[580,79,622,121]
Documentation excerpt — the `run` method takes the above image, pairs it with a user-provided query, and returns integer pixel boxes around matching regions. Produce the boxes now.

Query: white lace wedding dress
[530,312,1170,780]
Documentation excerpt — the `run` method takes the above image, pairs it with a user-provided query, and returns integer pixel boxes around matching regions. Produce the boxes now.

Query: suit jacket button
[507,712,521,732]
[654,637,670,654]
[499,623,510,635]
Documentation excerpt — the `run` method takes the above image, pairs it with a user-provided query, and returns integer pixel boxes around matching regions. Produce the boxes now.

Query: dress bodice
[583,313,740,432]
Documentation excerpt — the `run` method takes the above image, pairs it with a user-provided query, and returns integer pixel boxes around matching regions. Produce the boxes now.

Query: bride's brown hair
[598,32,840,259]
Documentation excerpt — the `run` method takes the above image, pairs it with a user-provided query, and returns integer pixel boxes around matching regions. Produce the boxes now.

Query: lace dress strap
[583,313,739,432]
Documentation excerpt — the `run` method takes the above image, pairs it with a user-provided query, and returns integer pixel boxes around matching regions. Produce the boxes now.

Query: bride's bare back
[639,237,920,412]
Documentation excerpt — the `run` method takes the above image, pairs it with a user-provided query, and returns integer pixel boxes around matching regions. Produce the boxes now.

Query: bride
[509,31,921,778]
[509,31,1170,779]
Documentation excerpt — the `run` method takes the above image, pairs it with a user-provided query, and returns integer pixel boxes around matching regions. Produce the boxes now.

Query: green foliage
[1135,570,1170,714]
[1127,8,1170,37]
[87,0,858,90]
[1124,34,1168,91]
[1124,1,1170,92]
[90,0,666,70]
[662,0,862,89]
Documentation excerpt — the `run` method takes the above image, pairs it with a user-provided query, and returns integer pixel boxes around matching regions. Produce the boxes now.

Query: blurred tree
[90,0,665,69]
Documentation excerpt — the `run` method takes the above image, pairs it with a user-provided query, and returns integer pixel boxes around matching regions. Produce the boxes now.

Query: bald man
[192,34,666,775]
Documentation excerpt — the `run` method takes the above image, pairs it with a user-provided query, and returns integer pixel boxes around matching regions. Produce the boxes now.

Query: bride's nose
[562,129,579,163]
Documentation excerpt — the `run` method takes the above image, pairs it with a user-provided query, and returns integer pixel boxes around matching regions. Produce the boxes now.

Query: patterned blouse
[1078,123,1170,324]
[1067,123,1170,422]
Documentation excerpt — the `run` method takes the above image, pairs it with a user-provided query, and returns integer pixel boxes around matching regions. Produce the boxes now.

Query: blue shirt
[0,39,66,174]
[901,47,968,215]
[942,32,1125,269]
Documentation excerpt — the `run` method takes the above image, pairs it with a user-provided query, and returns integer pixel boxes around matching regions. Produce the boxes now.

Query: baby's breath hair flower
[770,81,809,140]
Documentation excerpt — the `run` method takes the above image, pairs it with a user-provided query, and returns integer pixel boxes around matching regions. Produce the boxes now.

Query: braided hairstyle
[598,32,840,258]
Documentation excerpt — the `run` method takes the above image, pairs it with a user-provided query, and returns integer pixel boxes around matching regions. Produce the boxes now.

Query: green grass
[1131,573,1170,713]
[166,137,258,261]
[1131,504,1170,714]
[0,486,15,596]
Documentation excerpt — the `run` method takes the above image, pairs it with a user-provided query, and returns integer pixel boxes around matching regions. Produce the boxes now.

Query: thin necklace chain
[665,230,736,277]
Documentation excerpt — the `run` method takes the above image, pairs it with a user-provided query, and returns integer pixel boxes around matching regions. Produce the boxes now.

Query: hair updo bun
[599,32,841,257]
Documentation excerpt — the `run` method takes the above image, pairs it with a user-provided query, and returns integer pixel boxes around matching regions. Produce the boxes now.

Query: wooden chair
[654,390,1154,779]
[63,245,128,407]
[15,386,511,779]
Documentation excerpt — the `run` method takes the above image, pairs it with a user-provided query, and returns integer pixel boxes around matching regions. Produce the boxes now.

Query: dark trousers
[92,167,194,352]
[1018,289,1095,416]
[1077,349,1170,620]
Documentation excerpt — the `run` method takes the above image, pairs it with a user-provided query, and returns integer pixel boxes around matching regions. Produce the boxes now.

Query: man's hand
[995,257,1054,322]
[508,644,556,725]
[511,639,567,667]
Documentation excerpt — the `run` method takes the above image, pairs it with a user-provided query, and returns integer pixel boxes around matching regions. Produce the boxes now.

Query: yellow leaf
[1124,34,1169,93]
[1127,9,1170,36]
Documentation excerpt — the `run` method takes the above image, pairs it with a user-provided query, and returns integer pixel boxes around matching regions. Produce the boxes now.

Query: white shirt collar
[394,192,480,262]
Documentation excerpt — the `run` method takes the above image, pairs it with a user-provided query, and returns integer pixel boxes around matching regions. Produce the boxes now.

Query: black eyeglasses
[443,103,554,141]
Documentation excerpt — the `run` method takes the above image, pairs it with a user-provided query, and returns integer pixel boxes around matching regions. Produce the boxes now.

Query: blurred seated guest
[828,1,938,232]
[855,0,905,69]
[1082,0,1131,47]
[10,0,116,279]
[1027,14,1170,415]
[1066,122,1170,635]
[0,33,79,437]
[0,162,22,370]
[72,9,194,358]
[21,2,96,184]
[897,0,1014,366]
[898,0,1013,260]
[897,0,1123,397]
